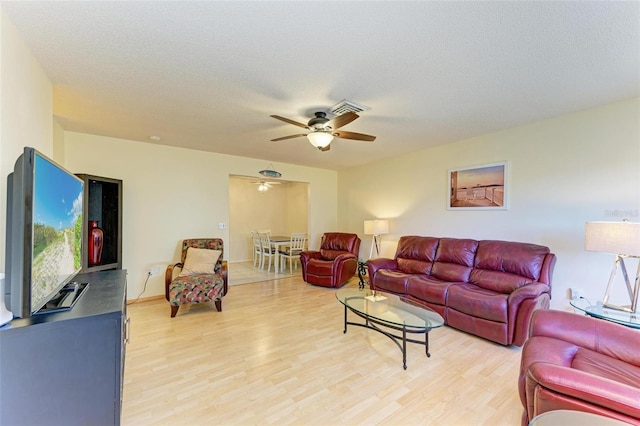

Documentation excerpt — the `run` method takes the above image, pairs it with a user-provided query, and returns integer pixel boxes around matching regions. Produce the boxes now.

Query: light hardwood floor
[122,275,524,425]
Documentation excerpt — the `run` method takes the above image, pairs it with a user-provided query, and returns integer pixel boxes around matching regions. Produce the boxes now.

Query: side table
[570,298,640,329]
[357,260,368,289]
[529,409,629,425]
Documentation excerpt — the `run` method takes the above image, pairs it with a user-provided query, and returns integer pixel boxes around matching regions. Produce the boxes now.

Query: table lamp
[364,219,389,259]
[585,220,640,313]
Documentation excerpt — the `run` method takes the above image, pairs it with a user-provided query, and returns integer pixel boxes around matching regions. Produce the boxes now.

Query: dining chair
[258,231,276,271]
[279,233,307,273]
[250,230,262,267]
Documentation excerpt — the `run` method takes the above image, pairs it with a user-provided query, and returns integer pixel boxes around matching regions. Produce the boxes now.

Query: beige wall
[285,182,309,240]
[338,97,640,310]
[229,177,308,263]
[0,11,53,270]
[63,132,335,299]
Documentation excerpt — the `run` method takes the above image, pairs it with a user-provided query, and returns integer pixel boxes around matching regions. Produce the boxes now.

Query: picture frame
[448,161,508,210]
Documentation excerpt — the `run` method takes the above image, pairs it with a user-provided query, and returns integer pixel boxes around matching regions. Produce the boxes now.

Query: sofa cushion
[431,238,477,282]
[397,258,433,274]
[319,232,359,260]
[447,283,508,323]
[474,240,549,280]
[434,238,477,266]
[407,275,457,305]
[469,269,534,293]
[374,270,410,294]
[320,249,345,260]
[395,236,439,274]
[395,236,439,260]
[572,348,640,389]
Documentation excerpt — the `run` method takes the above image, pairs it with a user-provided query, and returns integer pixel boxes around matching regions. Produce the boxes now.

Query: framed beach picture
[448,161,508,210]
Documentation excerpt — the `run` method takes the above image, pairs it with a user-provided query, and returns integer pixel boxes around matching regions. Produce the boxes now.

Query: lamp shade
[307,131,333,148]
[364,219,389,236]
[585,221,640,256]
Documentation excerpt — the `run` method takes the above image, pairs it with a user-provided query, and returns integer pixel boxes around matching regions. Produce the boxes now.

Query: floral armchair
[165,238,228,317]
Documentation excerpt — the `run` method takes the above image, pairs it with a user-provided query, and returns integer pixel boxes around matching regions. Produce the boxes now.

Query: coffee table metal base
[342,304,430,370]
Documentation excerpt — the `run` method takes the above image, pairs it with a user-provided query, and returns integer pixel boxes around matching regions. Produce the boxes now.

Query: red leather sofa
[367,236,556,346]
[300,232,361,288]
[519,309,640,425]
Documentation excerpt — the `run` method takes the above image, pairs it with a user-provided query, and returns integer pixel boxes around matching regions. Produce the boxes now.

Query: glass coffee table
[570,298,640,329]
[336,287,444,369]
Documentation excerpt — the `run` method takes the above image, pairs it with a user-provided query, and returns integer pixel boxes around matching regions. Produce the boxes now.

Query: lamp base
[602,255,640,313]
[602,303,635,313]
[365,294,387,302]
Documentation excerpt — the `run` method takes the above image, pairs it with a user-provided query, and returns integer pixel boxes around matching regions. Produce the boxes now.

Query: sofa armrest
[509,282,550,302]
[507,282,550,320]
[300,250,321,263]
[331,252,357,268]
[220,260,229,296]
[366,258,398,280]
[530,310,640,367]
[527,363,640,418]
[165,262,183,301]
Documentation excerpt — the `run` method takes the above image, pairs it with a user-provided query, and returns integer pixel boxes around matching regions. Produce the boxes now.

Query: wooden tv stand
[0,269,128,425]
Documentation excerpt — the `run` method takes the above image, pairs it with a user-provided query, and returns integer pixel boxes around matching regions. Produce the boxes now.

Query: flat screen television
[4,147,84,318]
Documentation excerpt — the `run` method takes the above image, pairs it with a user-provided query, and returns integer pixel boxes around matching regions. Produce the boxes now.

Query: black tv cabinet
[0,270,128,425]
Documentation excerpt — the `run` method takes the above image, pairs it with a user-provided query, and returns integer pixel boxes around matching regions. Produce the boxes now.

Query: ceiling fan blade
[333,131,376,142]
[270,115,308,129]
[327,112,359,130]
[271,134,307,142]
[319,145,331,152]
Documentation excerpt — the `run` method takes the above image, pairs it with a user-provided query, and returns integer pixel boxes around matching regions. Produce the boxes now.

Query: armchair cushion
[178,248,222,276]
[168,274,225,305]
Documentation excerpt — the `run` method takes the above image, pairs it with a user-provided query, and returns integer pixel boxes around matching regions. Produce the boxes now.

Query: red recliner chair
[519,309,640,425]
[300,232,361,288]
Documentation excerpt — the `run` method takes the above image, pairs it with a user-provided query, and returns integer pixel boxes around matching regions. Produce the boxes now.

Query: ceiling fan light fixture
[257,183,268,192]
[307,131,333,148]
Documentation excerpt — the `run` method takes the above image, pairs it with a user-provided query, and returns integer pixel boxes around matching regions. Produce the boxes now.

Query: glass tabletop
[336,287,444,329]
[570,298,640,329]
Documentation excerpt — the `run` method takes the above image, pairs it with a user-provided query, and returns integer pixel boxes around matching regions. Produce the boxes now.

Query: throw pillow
[178,248,222,276]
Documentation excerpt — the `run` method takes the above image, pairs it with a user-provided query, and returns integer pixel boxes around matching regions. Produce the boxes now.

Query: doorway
[228,175,309,284]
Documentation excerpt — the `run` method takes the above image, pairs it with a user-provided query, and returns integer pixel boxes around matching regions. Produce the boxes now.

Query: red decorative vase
[88,220,104,266]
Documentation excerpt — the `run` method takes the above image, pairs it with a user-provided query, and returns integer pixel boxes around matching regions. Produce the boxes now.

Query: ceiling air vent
[329,99,371,116]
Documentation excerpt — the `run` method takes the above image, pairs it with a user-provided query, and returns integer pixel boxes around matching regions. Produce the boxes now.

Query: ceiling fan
[270,111,376,151]
[251,179,281,192]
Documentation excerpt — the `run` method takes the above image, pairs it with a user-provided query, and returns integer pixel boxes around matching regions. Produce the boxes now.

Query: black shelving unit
[77,174,123,272]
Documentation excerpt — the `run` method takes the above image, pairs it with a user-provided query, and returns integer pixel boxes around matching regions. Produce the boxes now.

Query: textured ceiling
[2,1,639,170]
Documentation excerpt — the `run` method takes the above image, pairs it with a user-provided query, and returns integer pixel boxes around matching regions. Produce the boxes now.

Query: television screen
[30,152,84,313]
[4,147,84,318]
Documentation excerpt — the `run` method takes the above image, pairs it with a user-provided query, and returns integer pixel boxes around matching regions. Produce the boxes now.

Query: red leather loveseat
[367,236,556,346]
[519,309,640,425]
[300,232,361,288]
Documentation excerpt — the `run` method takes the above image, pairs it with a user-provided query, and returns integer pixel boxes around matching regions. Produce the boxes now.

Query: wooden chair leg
[170,305,179,318]
[214,299,222,312]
